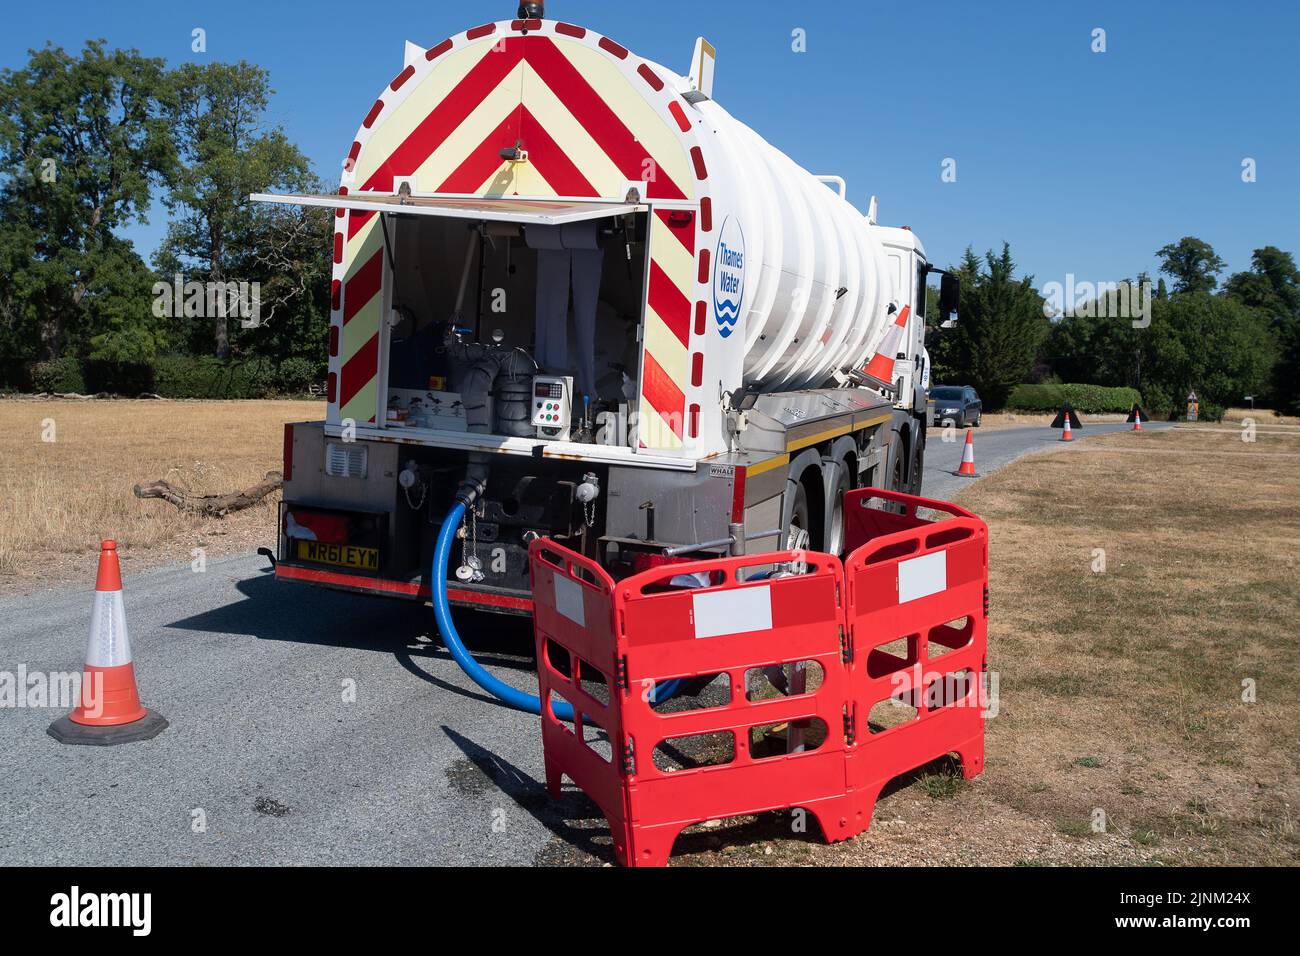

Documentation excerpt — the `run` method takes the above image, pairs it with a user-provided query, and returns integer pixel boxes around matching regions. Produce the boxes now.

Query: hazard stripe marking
[347,209,373,241]
[412,61,527,193]
[642,308,689,387]
[339,332,379,413]
[655,208,696,256]
[516,62,623,192]
[437,107,524,193]
[527,38,686,200]
[343,250,383,325]
[641,350,685,439]
[647,261,691,348]
[360,40,523,192]
[517,105,598,196]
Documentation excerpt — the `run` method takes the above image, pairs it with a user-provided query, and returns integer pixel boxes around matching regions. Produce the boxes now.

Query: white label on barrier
[692,584,772,639]
[554,574,585,627]
[898,551,947,603]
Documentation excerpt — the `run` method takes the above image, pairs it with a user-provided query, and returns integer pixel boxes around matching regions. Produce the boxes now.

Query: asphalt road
[922,420,1169,501]
[0,418,1165,865]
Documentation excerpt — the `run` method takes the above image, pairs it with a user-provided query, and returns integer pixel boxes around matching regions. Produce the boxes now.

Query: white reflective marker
[898,551,947,604]
[553,573,585,627]
[692,584,772,639]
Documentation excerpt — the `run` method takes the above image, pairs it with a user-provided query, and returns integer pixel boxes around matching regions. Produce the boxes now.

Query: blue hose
[431,499,681,721]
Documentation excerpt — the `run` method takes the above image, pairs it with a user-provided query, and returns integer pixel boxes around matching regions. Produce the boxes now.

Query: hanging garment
[527,223,603,399]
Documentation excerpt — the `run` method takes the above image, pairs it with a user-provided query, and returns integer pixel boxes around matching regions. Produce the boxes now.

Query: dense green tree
[1141,293,1275,413]
[1156,236,1226,294]
[155,61,313,357]
[928,244,1049,409]
[1046,289,1276,415]
[1042,280,1153,391]
[0,41,173,365]
[1225,246,1300,412]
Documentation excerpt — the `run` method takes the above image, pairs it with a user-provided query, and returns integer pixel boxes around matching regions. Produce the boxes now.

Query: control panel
[531,375,572,440]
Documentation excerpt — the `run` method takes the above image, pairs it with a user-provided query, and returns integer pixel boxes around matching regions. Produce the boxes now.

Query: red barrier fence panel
[531,488,990,865]
[529,540,630,859]
[841,488,989,825]
[615,551,856,865]
[531,543,855,866]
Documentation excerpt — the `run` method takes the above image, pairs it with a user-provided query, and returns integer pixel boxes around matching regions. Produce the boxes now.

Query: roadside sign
[1187,391,1199,422]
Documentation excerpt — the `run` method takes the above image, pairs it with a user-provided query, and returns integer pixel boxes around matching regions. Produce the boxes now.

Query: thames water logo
[712,216,745,339]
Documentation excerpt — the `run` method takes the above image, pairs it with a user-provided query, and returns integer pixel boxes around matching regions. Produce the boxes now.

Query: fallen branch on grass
[133,471,283,517]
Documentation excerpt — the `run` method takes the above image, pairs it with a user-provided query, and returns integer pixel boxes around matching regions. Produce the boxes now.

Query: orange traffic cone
[860,304,911,389]
[955,429,979,477]
[1060,417,1074,442]
[1132,413,1143,431]
[48,540,168,745]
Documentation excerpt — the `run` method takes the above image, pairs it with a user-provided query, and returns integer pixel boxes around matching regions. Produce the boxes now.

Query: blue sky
[4,0,1297,287]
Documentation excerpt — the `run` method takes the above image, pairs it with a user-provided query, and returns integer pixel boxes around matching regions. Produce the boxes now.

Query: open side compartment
[380,204,650,446]
[253,192,668,452]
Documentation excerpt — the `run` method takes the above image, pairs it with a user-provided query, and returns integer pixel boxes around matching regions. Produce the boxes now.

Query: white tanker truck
[254,4,959,617]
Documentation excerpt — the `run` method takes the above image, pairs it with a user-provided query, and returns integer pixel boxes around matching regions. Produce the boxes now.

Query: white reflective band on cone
[84,589,132,667]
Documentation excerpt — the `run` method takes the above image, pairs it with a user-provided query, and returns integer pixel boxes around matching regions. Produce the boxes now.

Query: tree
[1140,293,1276,414]
[1043,280,1154,392]
[0,41,173,364]
[224,176,333,372]
[156,61,313,357]
[1156,236,1226,295]
[928,243,1049,409]
[1225,246,1300,412]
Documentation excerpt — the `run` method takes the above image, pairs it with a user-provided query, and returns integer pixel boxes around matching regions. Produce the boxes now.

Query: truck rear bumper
[274,562,535,615]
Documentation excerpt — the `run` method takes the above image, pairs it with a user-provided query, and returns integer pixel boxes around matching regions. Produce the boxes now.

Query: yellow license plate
[297,540,379,571]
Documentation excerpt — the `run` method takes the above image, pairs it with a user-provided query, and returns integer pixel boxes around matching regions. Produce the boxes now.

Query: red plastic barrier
[841,488,989,824]
[529,542,628,853]
[530,487,990,866]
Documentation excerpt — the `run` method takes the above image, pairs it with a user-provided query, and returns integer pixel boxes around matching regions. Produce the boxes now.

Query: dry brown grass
[1223,406,1300,426]
[0,398,324,591]
[977,411,1131,430]
[647,422,1300,867]
[957,423,1300,865]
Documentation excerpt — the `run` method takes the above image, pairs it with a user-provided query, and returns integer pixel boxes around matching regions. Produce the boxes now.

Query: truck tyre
[827,463,850,556]
[878,433,909,514]
[908,434,925,496]
[786,480,811,552]
[886,436,907,493]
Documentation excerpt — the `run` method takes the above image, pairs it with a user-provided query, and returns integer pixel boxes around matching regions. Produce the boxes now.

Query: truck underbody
[275,385,926,615]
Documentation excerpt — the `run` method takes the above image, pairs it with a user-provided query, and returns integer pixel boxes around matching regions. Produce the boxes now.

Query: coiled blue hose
[431,498,678,721]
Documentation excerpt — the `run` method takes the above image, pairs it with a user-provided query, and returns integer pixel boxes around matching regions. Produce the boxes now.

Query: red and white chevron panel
[329,19,713,447]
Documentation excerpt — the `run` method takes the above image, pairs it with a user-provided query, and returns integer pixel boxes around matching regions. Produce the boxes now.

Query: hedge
[29,357,87,394]
[1006,383,1145,414]
[152,355,322,399]
[5,355,322,399]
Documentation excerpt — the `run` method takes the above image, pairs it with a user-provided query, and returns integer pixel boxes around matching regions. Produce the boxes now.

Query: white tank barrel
[687,86,896,392]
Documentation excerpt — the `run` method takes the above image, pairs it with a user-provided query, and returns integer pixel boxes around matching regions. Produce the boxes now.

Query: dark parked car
[930,385,982,427]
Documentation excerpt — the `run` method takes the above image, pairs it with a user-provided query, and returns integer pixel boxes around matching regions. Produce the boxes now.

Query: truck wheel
[908,436,925,496]
[827,463,850,556]
[878,434,908,514]
[786,481,811,551]
[889,442,906,493]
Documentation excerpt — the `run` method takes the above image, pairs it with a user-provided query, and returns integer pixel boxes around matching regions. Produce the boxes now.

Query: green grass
[917,771,967,800]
